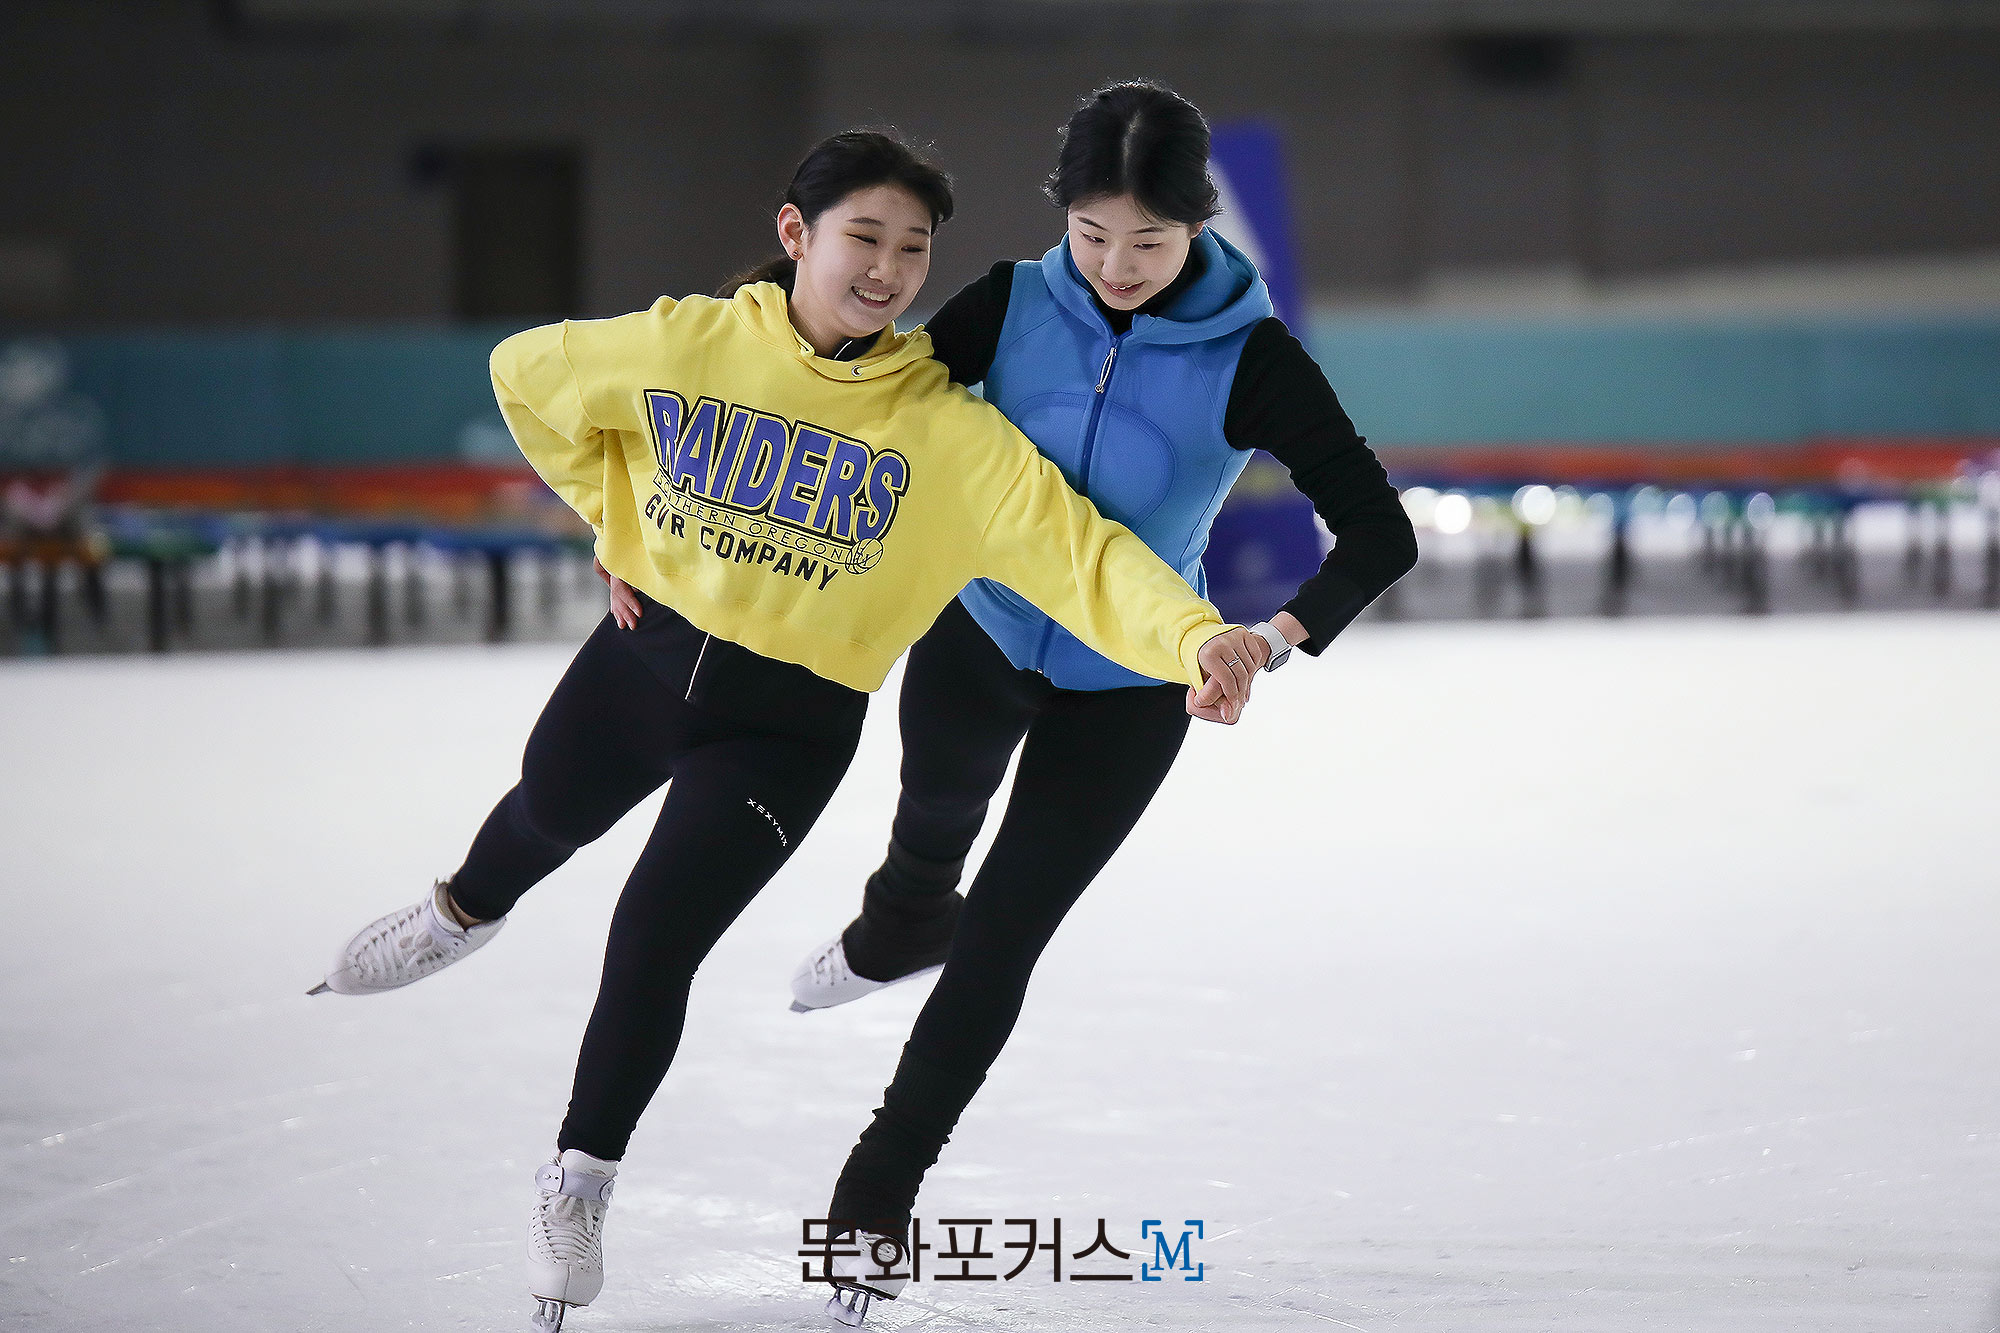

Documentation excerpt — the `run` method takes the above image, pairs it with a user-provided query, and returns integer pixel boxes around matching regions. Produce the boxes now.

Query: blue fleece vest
[957,229,1273,690]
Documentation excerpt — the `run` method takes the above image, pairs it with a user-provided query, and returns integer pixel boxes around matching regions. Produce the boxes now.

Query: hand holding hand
[594,557,642,630]
[1187,626,1270,725]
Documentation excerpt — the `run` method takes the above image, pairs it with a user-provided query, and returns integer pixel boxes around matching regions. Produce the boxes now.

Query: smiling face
[1065,193,1202,312]
[780,183,935,357]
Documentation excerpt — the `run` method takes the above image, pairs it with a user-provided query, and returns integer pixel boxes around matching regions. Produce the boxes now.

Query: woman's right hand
[1188,626,1268,725]
[594,556,643,630]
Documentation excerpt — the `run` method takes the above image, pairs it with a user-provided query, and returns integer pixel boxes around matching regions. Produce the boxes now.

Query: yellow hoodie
[491,283,1228,693]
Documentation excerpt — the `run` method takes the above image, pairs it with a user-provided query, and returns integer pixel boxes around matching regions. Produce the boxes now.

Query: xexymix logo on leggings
[746,798,788,848]
[641,390,907,587]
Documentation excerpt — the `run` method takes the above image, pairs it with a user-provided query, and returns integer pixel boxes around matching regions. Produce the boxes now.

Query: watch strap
[1249,621,1293,670]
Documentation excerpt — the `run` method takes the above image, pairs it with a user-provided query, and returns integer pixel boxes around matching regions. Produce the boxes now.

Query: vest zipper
[1034,335,1123,675]
[1078,336,1122,492]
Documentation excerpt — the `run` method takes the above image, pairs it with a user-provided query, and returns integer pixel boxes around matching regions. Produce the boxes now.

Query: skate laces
[532,1188,606,1267]
[812,941,853,985]
[350,894,462,984]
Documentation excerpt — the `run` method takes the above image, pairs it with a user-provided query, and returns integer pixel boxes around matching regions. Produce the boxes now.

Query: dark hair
[1044,80,1220,226]
[719,130,955,297]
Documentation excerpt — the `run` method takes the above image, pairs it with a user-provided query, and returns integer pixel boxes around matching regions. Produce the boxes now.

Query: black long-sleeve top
[921,259,1418,654]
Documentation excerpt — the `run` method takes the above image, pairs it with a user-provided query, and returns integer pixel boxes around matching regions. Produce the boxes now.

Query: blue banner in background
[1210,121,1306,329]
[1207,120,1323,623]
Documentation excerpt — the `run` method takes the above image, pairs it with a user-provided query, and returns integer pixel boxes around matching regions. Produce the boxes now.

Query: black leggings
[829,599,1191,1235]
[450,599,863,1161]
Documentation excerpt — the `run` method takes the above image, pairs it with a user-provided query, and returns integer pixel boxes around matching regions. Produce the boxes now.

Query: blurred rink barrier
[0,330,597,656]
[1,311,1997,657]
[1204,312,2000,625]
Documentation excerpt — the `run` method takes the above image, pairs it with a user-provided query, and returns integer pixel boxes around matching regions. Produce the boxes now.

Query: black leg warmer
[825,1042,988,1238]
[839,840,967,983]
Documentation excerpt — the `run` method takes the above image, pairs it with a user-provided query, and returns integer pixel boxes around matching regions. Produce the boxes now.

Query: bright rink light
[1513,484,1558,526]
[1433,492,1473,535]
[1401,486,1439,527]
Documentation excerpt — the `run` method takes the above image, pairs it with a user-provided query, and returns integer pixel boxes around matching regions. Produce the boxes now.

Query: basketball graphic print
[844,538,884,574]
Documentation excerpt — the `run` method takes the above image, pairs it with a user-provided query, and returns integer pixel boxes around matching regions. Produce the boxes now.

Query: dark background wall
[3,0,1997,325]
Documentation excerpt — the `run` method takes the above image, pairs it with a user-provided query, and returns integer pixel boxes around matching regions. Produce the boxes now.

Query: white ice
[3,615,1998,1331]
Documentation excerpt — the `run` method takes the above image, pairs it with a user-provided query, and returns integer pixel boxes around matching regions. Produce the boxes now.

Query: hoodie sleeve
[491,322,607,534]
[971,437,1230,689]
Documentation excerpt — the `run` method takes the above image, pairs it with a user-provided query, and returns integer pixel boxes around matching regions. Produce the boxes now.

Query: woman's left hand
[1187,626,1270,724]
[595,557,643,630]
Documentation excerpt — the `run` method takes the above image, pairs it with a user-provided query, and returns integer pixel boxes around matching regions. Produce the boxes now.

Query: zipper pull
[1095,346,1117,394]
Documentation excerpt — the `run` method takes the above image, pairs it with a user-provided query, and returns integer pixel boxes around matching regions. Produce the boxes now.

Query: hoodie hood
[1040,227,1273,347]
[730,282,938,382]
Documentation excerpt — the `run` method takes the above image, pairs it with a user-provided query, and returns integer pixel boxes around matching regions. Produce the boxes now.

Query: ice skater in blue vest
[786,80,1419,1324]
[601,79,1420,1327]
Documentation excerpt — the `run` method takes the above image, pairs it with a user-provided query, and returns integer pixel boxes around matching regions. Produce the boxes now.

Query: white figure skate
[307,879,504,996]
[528,1149,617,1332]
[825,1230,910,1328]
[789,936,941,1013]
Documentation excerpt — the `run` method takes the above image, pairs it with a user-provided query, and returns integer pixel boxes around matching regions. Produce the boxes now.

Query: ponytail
[717,129,954,299]
[717,255,797,299]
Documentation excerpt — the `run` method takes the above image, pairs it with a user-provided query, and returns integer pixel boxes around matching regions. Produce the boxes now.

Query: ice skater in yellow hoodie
[307,131,1266,1331]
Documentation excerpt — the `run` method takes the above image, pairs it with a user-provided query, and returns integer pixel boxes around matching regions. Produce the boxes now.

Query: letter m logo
[1139,1219,1204,1282]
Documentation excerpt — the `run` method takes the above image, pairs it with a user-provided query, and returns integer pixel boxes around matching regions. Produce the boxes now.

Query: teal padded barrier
[281,330,523,465]
[1808,323,2000,437]
[63,333,292,467]
[5,314,1995,467]
[1306,314,2000,448]
[18,324,527,468]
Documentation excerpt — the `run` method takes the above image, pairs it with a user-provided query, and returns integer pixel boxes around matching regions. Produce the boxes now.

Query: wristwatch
[1249,621,1294,671]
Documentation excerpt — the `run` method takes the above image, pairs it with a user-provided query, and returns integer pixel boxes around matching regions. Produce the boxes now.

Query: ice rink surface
[4,614,1998,1332]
